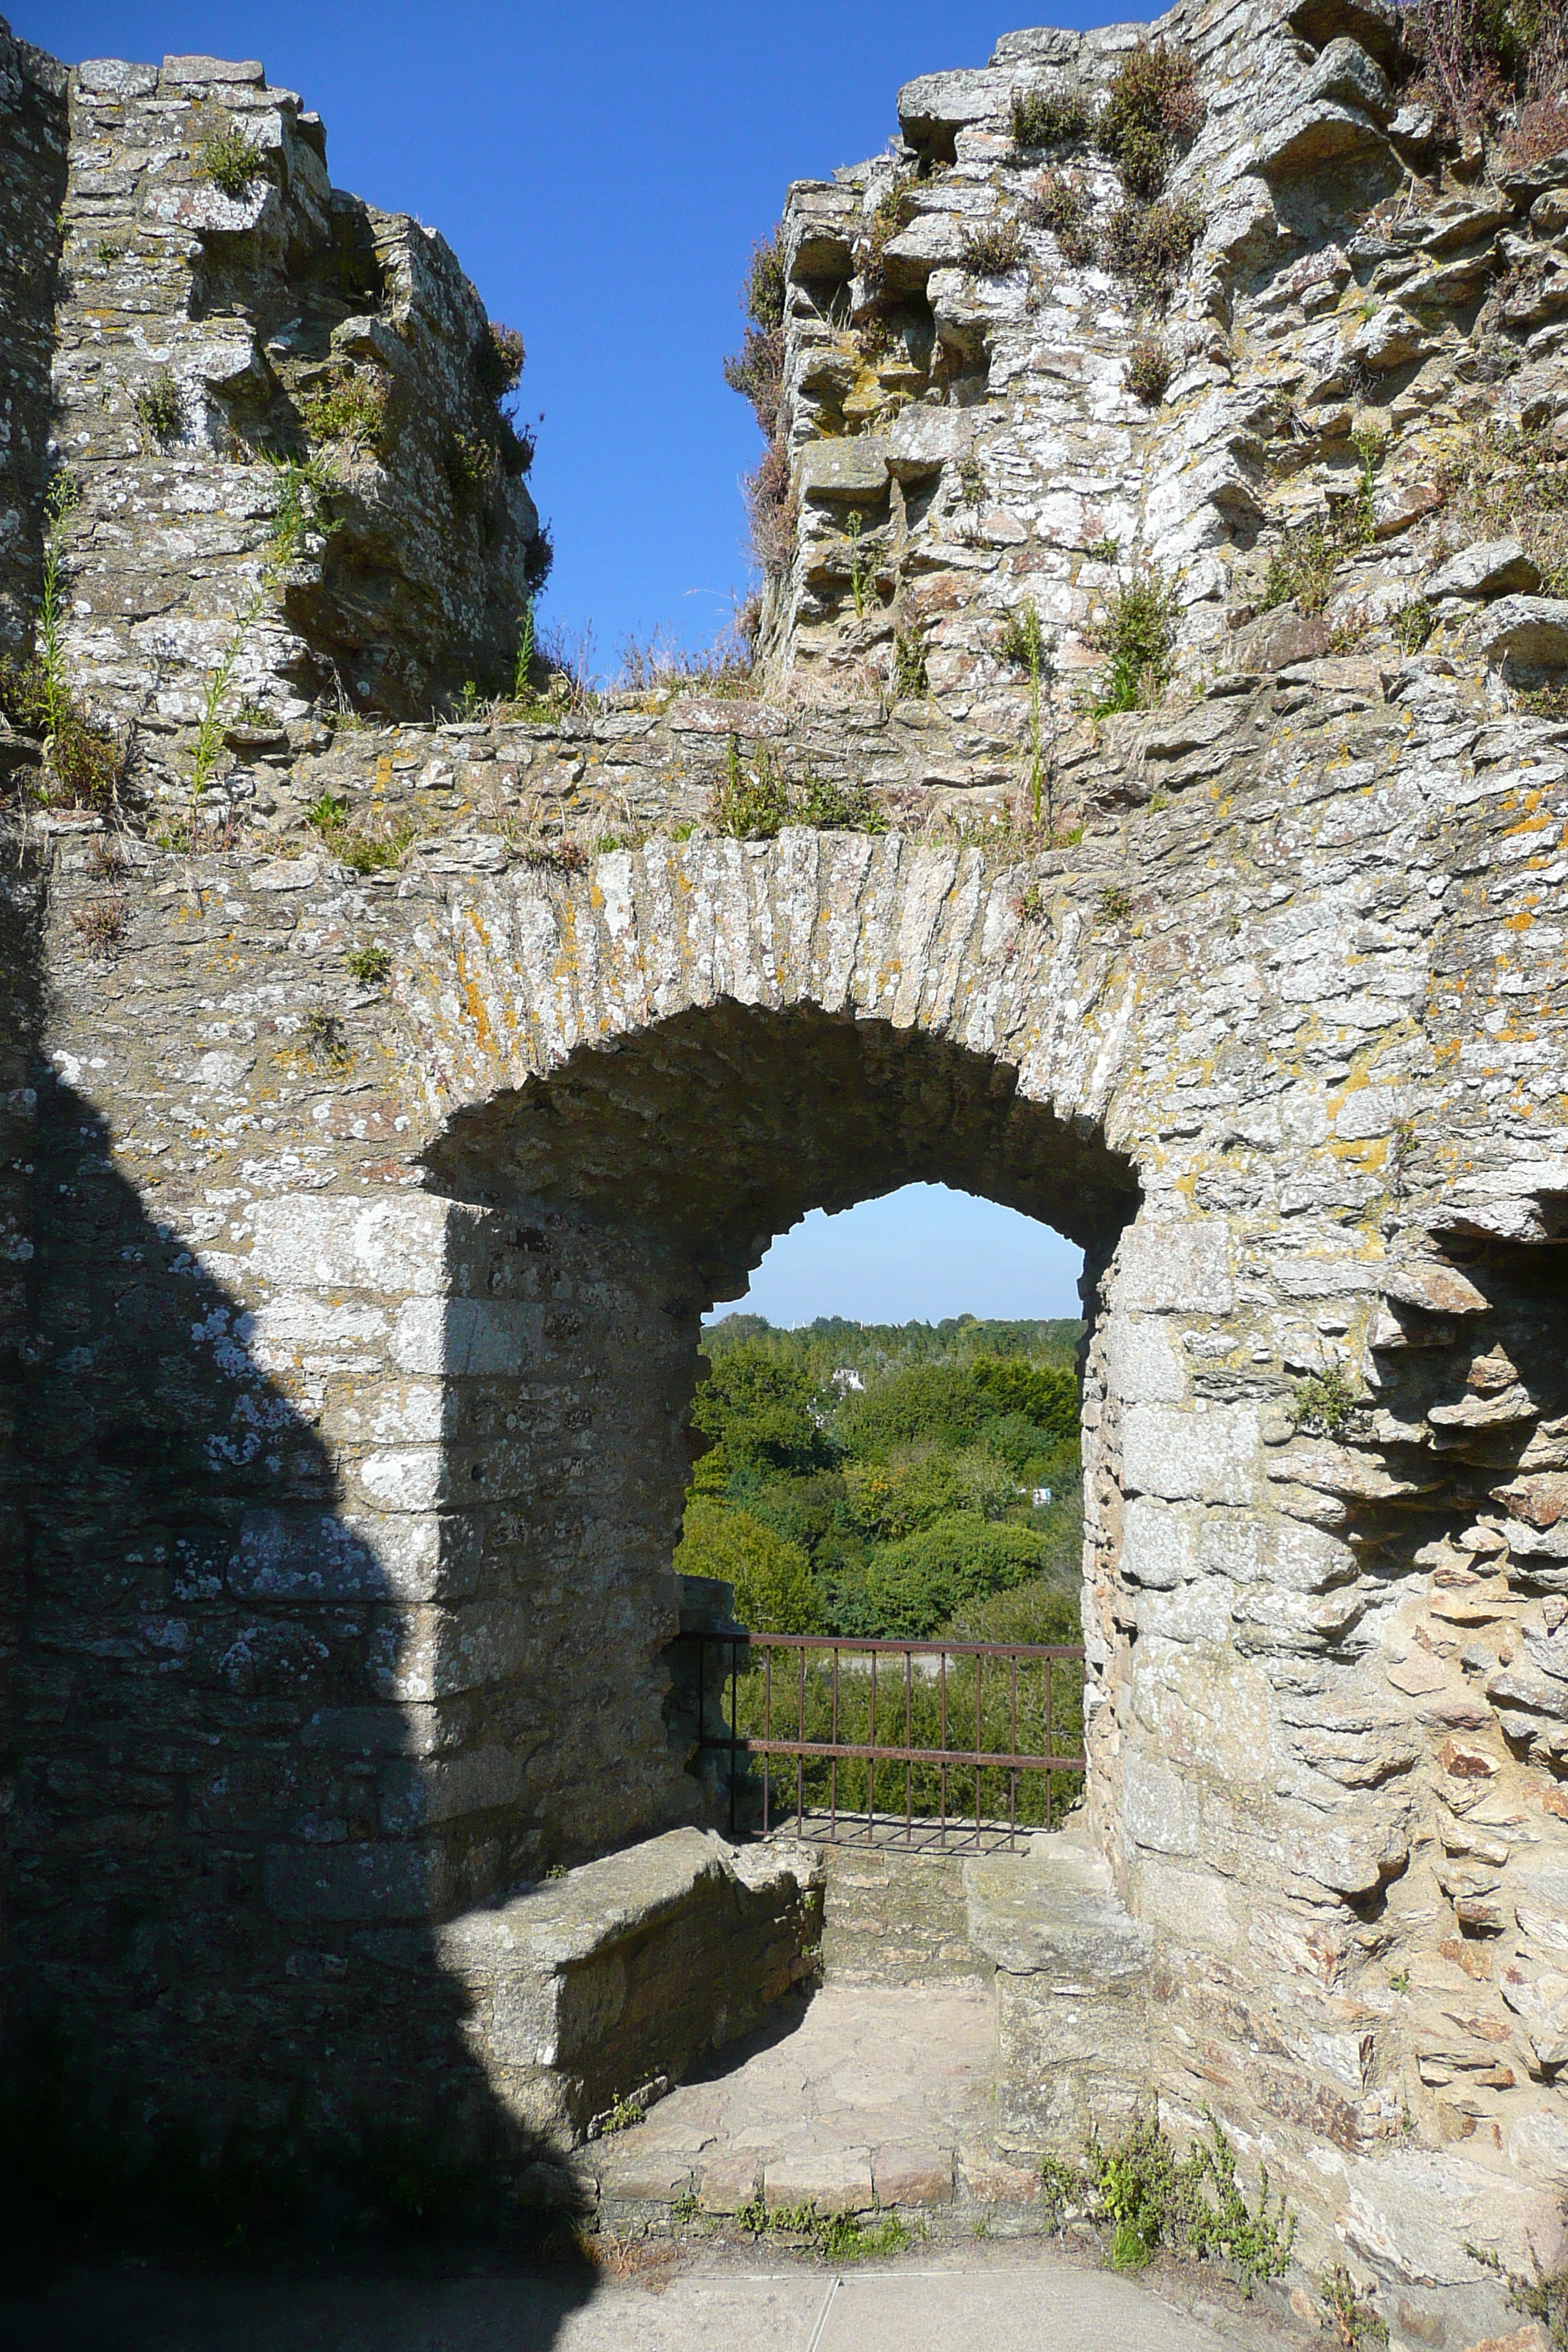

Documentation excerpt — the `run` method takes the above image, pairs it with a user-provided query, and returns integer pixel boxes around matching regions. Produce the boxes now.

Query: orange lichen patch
[1504,910,1537,930]
[454,954,495,1053]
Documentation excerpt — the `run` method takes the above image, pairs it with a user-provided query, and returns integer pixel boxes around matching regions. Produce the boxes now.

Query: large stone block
[249,1195,453,1294]
[1116,1221,1234,1315]
[436,1828,823,2141]
[967,1836,1153,2156]
[1121,1403,1259,1505]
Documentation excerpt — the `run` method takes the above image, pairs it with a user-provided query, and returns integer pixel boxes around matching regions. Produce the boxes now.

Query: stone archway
[415,992,1139,1877]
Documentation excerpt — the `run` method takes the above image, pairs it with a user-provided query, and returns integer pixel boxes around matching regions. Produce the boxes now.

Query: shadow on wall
[0,1043,592,2307]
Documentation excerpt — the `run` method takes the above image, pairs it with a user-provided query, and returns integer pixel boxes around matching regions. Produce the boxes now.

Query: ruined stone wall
[0,20,66,649]
[6,3,1568,2333]
[26,29,543,766]
[757,0,1564,775]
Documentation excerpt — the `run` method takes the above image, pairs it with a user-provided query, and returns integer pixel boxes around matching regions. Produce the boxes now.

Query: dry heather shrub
[723,325,784,431]
[1126,332,1172,405]
[1402,0,1568,143]
[960,217,1024,276]
[1010,81,1093,149]
[1096,38,1204,200]
[1028,170,1096,268]
[745,440,797,578]
[71,897,127,956]
[1101,195,1204,309]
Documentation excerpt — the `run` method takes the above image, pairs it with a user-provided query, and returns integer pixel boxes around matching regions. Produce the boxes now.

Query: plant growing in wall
[1094,39,1205,202]
[712,736,791,840]
[299,369,391,457]
[724,223,797,584]
[1318,2265,1388,2348]
[1009,81,1093,151]
[1086,571,1179,715]
[196,119,265,197]
[1126,332,1172,407]
[1289,1368,1360,1438]
[1040,2108,1294,2294]
[1099,193,1205,309]
[0,473,123,813]
[892,626,928,700]
[999,602,1054,826]
[959,217,1024,277]
[794,771,888,833]
[1028,171,1097,269]
[844,511,873,618]
[186,464,320,803]
[133,369,184,445]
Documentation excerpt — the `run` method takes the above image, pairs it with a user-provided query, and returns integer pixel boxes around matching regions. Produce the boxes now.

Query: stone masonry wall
[41,34,543,755]
[0,20,66,648]
[5,4,1568,2334]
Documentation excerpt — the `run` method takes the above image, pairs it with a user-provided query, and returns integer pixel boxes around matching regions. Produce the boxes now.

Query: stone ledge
[434,1828,823,2143]
[964,1833,1153,1980]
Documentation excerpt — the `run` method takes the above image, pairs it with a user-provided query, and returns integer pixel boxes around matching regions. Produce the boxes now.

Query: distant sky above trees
[710,1186,1084,1326]
[29,1,1152,668]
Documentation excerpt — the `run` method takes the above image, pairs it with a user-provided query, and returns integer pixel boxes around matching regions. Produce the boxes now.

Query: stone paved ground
[592,1983,1033,2220]
[4,2244,1266,2351]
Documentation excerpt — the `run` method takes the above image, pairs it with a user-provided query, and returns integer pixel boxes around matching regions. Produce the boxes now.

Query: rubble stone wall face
[38,42,541,734]
[5,1,1568,2323]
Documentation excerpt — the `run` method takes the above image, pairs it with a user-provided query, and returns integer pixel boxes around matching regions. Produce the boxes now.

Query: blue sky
[711,1186,1084,1326]
[31,1,1150,668]
[32,1,1129,1326]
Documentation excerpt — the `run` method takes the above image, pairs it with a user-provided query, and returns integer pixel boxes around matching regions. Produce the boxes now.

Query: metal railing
[682,1630,1086,1854]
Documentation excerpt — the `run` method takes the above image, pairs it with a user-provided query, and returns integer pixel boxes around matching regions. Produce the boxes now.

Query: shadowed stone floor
[591,1983,1039,2222]
[3,2243,1262,2351]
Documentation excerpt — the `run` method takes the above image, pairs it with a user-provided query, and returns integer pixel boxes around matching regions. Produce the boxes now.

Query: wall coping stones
[440,1828,764,1972]
[158,53,266,84]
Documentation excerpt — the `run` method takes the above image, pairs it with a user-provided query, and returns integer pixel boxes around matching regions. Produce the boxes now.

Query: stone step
[963,1832,1154,2159]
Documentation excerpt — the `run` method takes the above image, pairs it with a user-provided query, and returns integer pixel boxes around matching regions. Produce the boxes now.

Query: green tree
[673,1499,820,1633]
[690,1344,832,1480]
[865,1514,1050,1637]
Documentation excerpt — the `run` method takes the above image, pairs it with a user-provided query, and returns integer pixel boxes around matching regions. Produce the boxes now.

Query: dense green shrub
[690,1343,833,1478]
[743,225,788,331]
[684,1318,1083,1651]
[834,1356,1077,1457]
[864,1514,1051,1636]
[723,325,785,432]
[674,1499,820,1633]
